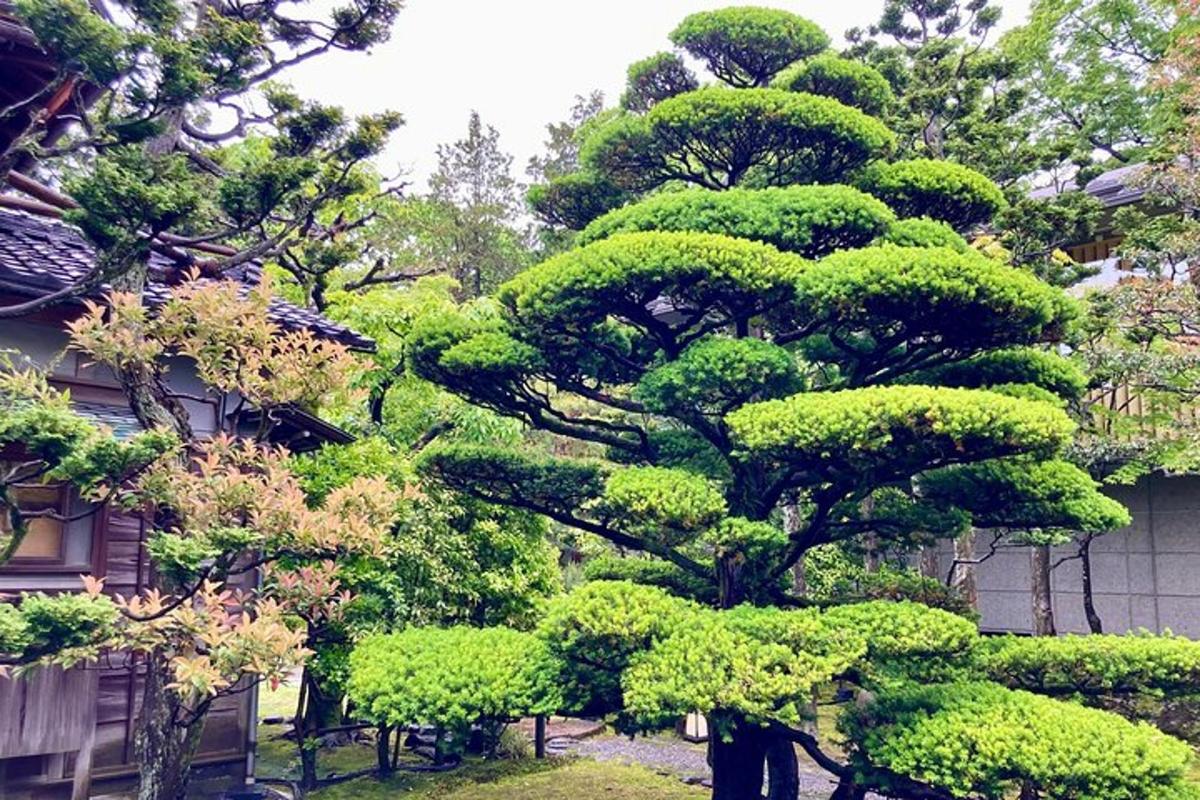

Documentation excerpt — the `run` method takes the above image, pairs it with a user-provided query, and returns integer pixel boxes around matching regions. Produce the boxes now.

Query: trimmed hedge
[348,627,563,746]
[773,53,894,115]
[845,681,1198,800]
[579,184,896,257]
[727,385,1076,473]
[670,7,829,88]
[858,158,1007,229]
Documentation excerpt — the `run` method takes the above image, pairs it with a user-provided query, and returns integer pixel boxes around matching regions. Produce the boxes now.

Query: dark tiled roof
[1029,162,1149,209]
[72,401,143,441]
[0,208,375,351]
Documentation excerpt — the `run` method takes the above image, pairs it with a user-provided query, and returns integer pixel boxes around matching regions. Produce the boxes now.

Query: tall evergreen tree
[429,111,529,297]
[407,8,1148,798]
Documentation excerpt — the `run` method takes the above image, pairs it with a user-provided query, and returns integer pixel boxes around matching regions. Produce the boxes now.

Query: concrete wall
[965,474,1200,637]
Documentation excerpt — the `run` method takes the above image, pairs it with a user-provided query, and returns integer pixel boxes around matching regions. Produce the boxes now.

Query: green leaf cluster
[670,7,830,88]
[596,467,727,546]
[636,336,803,418]
[579,185,896,257]
[621,52,700,112]
[857,158,1007,229]
[773,53,895,116]
[347,627,563,748]
[786,246,1076,354]
[822,600,979,683]
[874,216,968,251]
[903,347,1087,400]
[844,681,1198,800]
[582,556,718,603]
[623,604,863,731]
[3,592,119,662]
[977,632,1200,698]
[728,385,1075,474]
[583,88,896,191]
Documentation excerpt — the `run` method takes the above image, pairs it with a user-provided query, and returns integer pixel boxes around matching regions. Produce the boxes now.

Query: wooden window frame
[4,481,70,568]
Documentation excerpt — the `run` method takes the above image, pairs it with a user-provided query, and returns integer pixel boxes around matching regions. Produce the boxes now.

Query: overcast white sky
[287,0,1033,191]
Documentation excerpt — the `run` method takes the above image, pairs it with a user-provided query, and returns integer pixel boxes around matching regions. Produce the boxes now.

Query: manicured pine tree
[409,7,1161,799]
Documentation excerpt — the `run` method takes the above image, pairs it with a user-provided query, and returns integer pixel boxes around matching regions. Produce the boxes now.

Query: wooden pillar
[71,721,96,800]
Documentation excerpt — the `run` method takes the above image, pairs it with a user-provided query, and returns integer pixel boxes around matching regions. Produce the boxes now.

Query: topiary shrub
[582,555,718,603]
[526,171,632,231]
[857,158,1007,230]
[773,53,894,115]
[825,566,978,619]
[670,7,829,88]
[621,52,700,112]
[977,632,1200,698]
[347,627,562,757]
[843,681,1199,800]
[537,580,699,715]
[875,216,969,251]
[579,185,896,257]
[582,89,896,191]
[822,600,979,684]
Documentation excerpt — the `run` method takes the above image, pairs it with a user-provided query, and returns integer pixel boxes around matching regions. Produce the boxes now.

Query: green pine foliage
[875,216,969,251]
[579,185,896,256]
[583,88,896,191]
[977,633,1200,698]
[843,681,1198,800]
[773,53,895,116]
[669,7,830,88]
[857,158,1008,229]
[347,627,563,752]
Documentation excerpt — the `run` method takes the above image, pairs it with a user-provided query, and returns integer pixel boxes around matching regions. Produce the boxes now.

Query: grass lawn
[254,682,704,799]
[312,759,707,800]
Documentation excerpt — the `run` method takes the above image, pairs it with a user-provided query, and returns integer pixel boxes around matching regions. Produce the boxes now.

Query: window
[1,483,68,563]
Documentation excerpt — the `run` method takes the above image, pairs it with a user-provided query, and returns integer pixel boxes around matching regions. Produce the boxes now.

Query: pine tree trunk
[950,529,979,610]
[135,654,206,800]
[1080,535,1104,633]
[711,722,767,800]
[765,731,799,800]
[783,503,807,597]
[1030,545,1056,636]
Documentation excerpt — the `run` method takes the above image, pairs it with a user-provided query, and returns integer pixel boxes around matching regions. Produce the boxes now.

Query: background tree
[0,278,400,800]
[2,0,401,322]
[844,0,1055,186]
[428,111,531,297]
[404,8,1148,798]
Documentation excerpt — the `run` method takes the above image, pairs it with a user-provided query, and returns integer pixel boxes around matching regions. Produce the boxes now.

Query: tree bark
[1030,545,1056,636]
[711,722,768,800]
[765,731,799,800]
[1080,535,1104,633]
[950,529,979,610]
[135,654,206,800]
[919,544,940,580]
[376,724,393,776]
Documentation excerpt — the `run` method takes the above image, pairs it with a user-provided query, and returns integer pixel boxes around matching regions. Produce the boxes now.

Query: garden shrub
[347,627,562,756]
[977,632,1200,697]
[821,600,979,683]
[773,53,894,115]
[537,581,699,714]
[623,604,864,732]
[843,681,1198,800]
[857,158,1007,229]
[670,7,829,88]
[582,555,718,603]
[875,216,969,251]
[579,185,896,257]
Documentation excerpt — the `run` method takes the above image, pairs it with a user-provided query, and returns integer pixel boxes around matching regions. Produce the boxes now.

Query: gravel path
[554,733,875,800]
